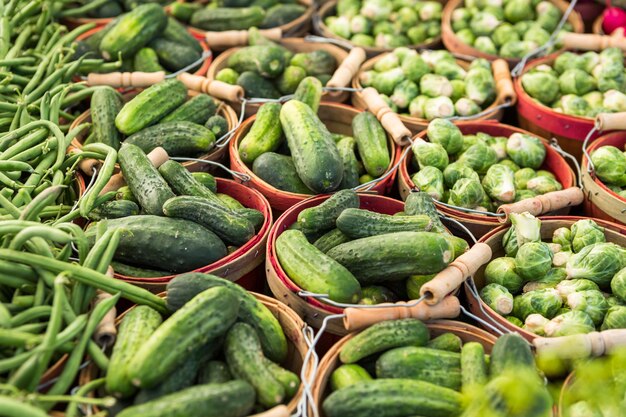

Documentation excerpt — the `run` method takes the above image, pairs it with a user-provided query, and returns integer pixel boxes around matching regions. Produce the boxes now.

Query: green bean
[32,181,51,196]
[61,86,99,108]
[56,222,87,263]
[3,25,31,61]
[0,259,37,283]
[0,273,35,290]
[25,65,67,103]
[7,136,54,163]
[38,91,50,121]
[12,152,55,206]
[0,328,40,348]
[0,303,10,328]
[53,22,95,52]
[21,52,51,96]
[13,188,32,206]
[33,278,45,306]
[9,226,73,251]
[0,160,31,172]
[0,17,10,60]
[0,57,33,67]
[12,1,40,26]
[12,295,34,308]
[13,322,47,334]
[64,377,105,417]
[0,121,63,153]
[0,396,48,417]
[0,192,19,218]
[79,144,116,217]
[19,185,64,221]
[8,305,51,327]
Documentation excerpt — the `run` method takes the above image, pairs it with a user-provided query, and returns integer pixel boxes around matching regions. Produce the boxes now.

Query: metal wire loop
[353,145,411,192]
[438,212,478,244]
[549,137,583,188]
[167,50,213,79]
[297,291,427,310]
[582,124,599,176]
[304,34,354,51]
[322,86,363,92]
[170,157,251,182]
[447,99,513,122]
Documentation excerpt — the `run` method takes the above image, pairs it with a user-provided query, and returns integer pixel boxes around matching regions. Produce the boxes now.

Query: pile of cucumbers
[76,4,205,73]
[86,79,228,157]
[323,319,552,417]
[87,145,264,277]
[276,190,469,303]
[215,28,338,99]
[61,0,169,20]
[101,273,297,416]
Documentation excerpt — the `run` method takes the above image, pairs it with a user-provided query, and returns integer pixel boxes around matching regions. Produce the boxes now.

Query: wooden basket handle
[251,405,290,417]
[99,147,169,195]
[492,59,516,105]
[326,47,366,90]
[561,33,626,51]
[496,187,584,223]
[204,28,282,49]
[177,73,244,102]
[342,295,460,332]
[420,243,492,305]
[595,112,626,131]
[533,329,626,359]
[361,87,411,146]
[93,268,117,347]
[86,71,166,88]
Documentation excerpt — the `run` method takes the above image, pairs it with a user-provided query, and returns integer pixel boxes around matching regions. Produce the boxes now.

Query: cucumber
[313,228,351,253]
[161,94,216,125]
[359,285,397,305]
[163,17,202,54]
[88,200,139,221]
[86,215,227,273]
[297,189,359,234]
[118,143,175,216]
[327,232,454,284]
[158,160,225,207]
[376,347,462,390]
[116,78,187,134]
[100,4,167,59]
[237,71,281,99]
[90,86,123,150]
[252,152,313,194]
[115,186,137,203]
[89,1,122,18]
[352,111,390,177]
[236,208,265,232]
[336,209,432,239]
[293,76,322,113]
[261,4,306,28]
[276,229,361,303]
[216,193,244,210]
[291,50,337,76]
[406,274,434,299]
[116,380,255,417]
[111,261,169,278]
[85,18,119,50]
[205,115,229,138]
[197,360,232,384]
[427,333,463,352]
[238,102,283,164]
[277,65,307,95]
[227,45,286,78]
[124,121,216,157]
[191,172,217,193]
[264,358,300,400]
[330,364,372,391]
[336,136,360,189]
[446,235,469,259]
[165,273,287,362]
[129,286,240,389]
[489,333,535,378]
[461,342,488,393]
[340,319,430,364]
[149,37,202,72]
[170,2,202,22]
[215,68,239,85]
[404,191,447,233]
[280,100,344,193]
[133,47,166,72]
[322,379,463,417]
[106,306,163,398]
[224,322,285,408]
[190,7,265,31]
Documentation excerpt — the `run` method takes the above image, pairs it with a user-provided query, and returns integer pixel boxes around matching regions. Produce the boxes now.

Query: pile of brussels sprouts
[410,119,562,212]
[325,0,442,48]
[451,0,572,59]
[521,48,626,118]
[480,213,626,337]
[359,49,497,120]
[590,143,626,199]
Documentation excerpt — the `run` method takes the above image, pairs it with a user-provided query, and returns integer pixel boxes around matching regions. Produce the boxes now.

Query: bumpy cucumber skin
[227,45,286,78]
[252,152,313,194]
[352,111,390,177]
[161,94,216,125]
[336,209,432,239]
[264,358,300,399]
[404,191,447,233]
[90,86,123,150]
[124,121,215,157]
[260,4,306,28]
[129,287,240,389]
[87,200,139,221]
[427,333,463,352]
[489,333,536,378]
[239,102,283,164]
[330,364,372,391]
[149,37,202,72]
[111,261,169,278]
[293,76,322,113]
[225,322,285,408]
[170,2,202,22]
[313,228,351,253]
[336,136,360,189]
[297,189,359,234]
[291,50,337,76]
[205,115,229,138]
[191,172,217,193]
[277,66,307,95]
[461,342,488,393]
[190,6,265,31]
[339,319,430,364]
[197,360,232,384]
[216,193,244,210]
[237,71,281,99]
[133,47,166,72]
[163,16,202,53]
[158,160,224,207]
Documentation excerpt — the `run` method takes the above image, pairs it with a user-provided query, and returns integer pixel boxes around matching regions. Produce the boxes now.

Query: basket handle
[99,147,169,195]
[86,71,166,88]
[496,187,584,223]
[204,28,282,49]
[595,112,626,131]
[176,73,244,102]
[561,32,626,51]
[420,243,492,305]
[93,269,117,347]
[326,47,366,90]
[533,329,626,359]
[492,59,516,105]
[342,295,461,332]
[360,87,412,146]
[250,405,290,417]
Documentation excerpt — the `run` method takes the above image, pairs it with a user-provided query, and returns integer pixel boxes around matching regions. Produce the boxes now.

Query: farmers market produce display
[589,140,626,199]
[358,48,498,119]
[59,0,169,20]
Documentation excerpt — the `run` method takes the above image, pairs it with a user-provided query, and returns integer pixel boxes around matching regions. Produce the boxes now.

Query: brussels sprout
[390,80,418,109]
[580,51,601,74]
[485,256,525,293]
[559,94,591,117]
[611,267,626,303]
[590,145,626,186]
[499,40,538,59]
[558,69,597,96]
[417,1,443,20]
[544,311,596,337]
[374,53,400,72]
[465,67,496,105]
[552,227,572,252]
[506,133,546,169]
[536,170,556,180]
[328,16,352,39]
[605,295,624,307]
[504,0,534,23]
[450,80,466,102]
[600,305,626,330]
[566,289,609,325]
[412,140,449,171]
[359,70,377,88]
[457,143,498,174]
[505,315,524,327]
[461,134,484,153]
[556,279,600,300]
[524,313,550,335]
[482,164,516,203]
[375,33,410,49]
[337,0,360,17]
[371,67,404,95]
[553,53,585,75]
[434,60,467,81]
[379,94,398,112]
[361,0,393,21]
[484,136,508,161]
[534,64,558,76]
[492,23,520,47]
[411,166,445,200]
[513,167,535,189]
[603,89,626,112]
[521,71,559,105]
[419,73,453,98]
[535,1,562,32]
[453,98,480,117]
[424,96,455,120]
[401,54,430,83]
[513,20,533,37]
[566,242,624,287]
[469,12,501,36]
[420,50,455,68]
[524,25,550,47]
[499,159,520,172]
[516,241,553,281]
[526,176,562,194]
[449,177,485,208]
[547,243,562,255]
[451,7,471,32]
[469,58,492,72]
[392,7,418,32]
[481,283,514,315]
[523,268,567,292]
[473,36,497,55]
[393,47,416,63]
[351,34,375,47]
[570,219,605,253]
[515,189,537,201]
[565,401,604,417]
[426,118,463,155]
[442,161,479,189]
[456,28,476,46]
[372,21,395,36]
[513,288,563,320]
[408,95,429,118]
[506,212,542,258]
[350,15,373,35]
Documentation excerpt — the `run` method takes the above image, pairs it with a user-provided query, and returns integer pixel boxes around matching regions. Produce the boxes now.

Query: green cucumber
[115,186,137,203]
[405,273,433,300]
[118,143,175,216]
[293,76,322,113]
[336,136,360,189]
[161,94,216,125]
[264,358,300,400]
[236,208,265,232]
[106,306,163,398]
[461,342,488,393]
[227,45,286,78]
[280,100,343,193]
[133,47,166,72]
[313,228,351,253]
[163,17,202,53]
[330,364,372,391]
[352,111,390,177]
[291,50,337,76]
[124,121,216,157]
[489,333,535,378]
[191,172,217,193]
[276,229,361,303]
[88,200,139,221]
[260,4,306,28]
[216,193,244,210]
[404,191,446,233]
[205,115,229,138]
[427,333,463,352]
[111,261,169,278]
[149,37,202,72]
[336,209,432,238]
[297,189,359,234]
[197,360,232,384]
[359,285,397,305]
[340,319,430,364]
[90,86,123,150]
[277,66,307,95]
[446,235,469,259]
[129,286,240,389]
[252,152,313,194]
[170,2,202,23]
[237,71,281,99]
[216,68,239,85]
[224,322,285,408]
[190,7,265,31]
[238,102,283,164]
[158,160,224,207]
